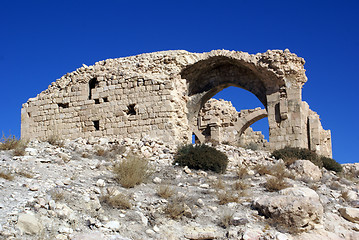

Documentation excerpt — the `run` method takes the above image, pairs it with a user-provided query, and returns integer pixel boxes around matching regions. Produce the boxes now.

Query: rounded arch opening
[213,86,269,140]
[182,56,273,147]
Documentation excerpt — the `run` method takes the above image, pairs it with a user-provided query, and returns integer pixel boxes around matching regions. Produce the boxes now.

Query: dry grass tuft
[265,176,290,192]
[237,165,249,179]
[95,148,106,156]
[212,178,226,190]
[253,164,271,176]
[13,142,27,156]
[0,133,27,156]
[112,155,152,188]
[101,190,132,209]
[164,196,192,219]
[217,190,240,205]
[0,133,20,150]
[309,183,319,191]
[50,188,65,201]
[157,185,176,199]
[329,181,342,191]
[0,171,14,181]
[341,191,350,202]
[232,180,249,191]
[17,170,34,178]
[219,209,234,228]
[47,135,64,147]
[95,145,126,158]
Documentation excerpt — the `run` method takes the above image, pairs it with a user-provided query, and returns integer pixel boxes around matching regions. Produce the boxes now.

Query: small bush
[246,142,259,151]
[329,181,342,191]
[0,133,27,155]
[219,209,234,228]
[253,164,271,176]
[217,190,240,205]
[101,191,132,209]
[321,157,342,173]
[0,133,20,150]
[13,142,27,156]
[164,197,192,219]
[17,170,34,178]
[50,188,65,201]
[112,155,152,188]
[232,180,248,191]
[95,144,126,158]
[174,144,228,173]
[95,148,106,156]
[271,163,294,179]
[212,178,225,190]
[157,185,175,199]
[265,176,290,192]
[341,191,350,202]
[237,165,249,179]
[47,135,64,147]
[271,147,322,167]
[0,171,14,181]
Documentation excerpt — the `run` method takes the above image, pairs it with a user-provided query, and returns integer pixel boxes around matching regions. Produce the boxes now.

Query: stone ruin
[21,49,332,157]
[194,99,268,149]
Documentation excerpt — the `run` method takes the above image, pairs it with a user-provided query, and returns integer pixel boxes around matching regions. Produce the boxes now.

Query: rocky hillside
[0,137,358,240]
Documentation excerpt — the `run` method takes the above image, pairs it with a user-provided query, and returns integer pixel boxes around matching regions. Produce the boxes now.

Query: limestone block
[17,212,43,235]
[339,207,359,223]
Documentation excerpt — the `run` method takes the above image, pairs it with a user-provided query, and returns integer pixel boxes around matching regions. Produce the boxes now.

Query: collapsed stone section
[21,49,332,157]
[193,99,267,149]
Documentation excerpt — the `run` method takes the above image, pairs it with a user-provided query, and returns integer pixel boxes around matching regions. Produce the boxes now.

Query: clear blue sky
[1,0,358,163]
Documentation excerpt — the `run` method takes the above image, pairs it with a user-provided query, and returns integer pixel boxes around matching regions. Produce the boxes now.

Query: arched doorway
[181,55,280,148]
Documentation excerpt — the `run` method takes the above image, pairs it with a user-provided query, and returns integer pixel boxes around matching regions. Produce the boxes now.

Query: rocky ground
[0,137,359,240]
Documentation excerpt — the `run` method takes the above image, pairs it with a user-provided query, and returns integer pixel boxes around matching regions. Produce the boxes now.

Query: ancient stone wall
[21,49,332,157]
[194,99,267,149]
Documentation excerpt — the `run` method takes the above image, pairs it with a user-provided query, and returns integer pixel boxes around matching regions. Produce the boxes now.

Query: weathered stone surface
[16,212,43,235]
[21,49,331,157]
[290,160,322,181]
[1,138,352,240]
[253,187,323,232]
[339,207,359,223]
[195,99,268,148]
[184,226,219,239]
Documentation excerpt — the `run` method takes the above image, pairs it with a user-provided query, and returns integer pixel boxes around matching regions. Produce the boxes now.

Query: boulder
[253,187,323,232]
[339,207,359,223]
[290,160,322,181]
[184,226,220,239]
[70,232,105,240]
[16,212,43,235]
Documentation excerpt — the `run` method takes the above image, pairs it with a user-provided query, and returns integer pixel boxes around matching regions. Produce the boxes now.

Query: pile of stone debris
[0,137,358,240]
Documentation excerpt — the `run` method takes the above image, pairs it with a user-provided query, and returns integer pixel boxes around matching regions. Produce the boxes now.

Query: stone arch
[181,55,280,146]
[234,109,268,136]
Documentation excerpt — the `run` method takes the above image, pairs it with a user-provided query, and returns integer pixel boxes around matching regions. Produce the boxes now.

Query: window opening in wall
[27,112,31,118]
[103,97,109,102]
[94,99,100,104]
[58,103,69,108]
[88,77,99,100]
[126,104,136,115]
[192,133,199,144]
[93,120,100,131]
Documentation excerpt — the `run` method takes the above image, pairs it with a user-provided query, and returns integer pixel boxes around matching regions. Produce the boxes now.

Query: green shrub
[271,147,322,167]
[272,147,342,173]
[321,156,342,173]
[174,144,228,173]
